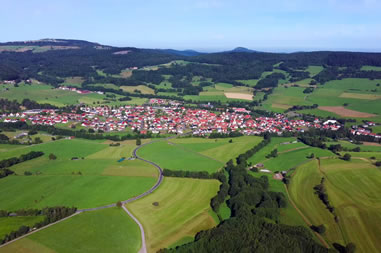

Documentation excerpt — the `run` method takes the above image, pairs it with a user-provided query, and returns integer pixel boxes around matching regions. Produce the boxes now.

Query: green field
[247,137,335,172]
[258,78,381,122]
[289,158,381,252]
[0,139,158,210]
[0,207,141,253]
[137,140,224,173]
[171,136,263,163]
[0,83,106,107]
[127,177,220,252]
[0,216,45,240]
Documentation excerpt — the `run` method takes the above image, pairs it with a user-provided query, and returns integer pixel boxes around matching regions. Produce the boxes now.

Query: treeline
[209,131,243,138]
[0,151,44,179]
[162,136,328,252]
[313,177,337,220]
[1,206,77,245]
[0,121,154,141]
[285,104,318,113]
[256,72,286,89]
[0,98,58,113]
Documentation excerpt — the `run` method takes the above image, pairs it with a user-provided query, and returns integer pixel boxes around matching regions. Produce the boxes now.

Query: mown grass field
[137,140,224,173]
[0,216,45,240]
[0,139,158,210]
[127,177,220,252]
[171,136,263,163]
[289,158,381,252]
[247,137,335,172]
[0,207,141,253]
[120,85,155,94]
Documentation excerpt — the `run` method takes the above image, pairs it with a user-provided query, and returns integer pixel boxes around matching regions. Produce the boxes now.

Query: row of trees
[1,206,77,244]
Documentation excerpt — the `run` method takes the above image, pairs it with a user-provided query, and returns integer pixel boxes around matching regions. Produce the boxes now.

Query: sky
[1,0,381,52]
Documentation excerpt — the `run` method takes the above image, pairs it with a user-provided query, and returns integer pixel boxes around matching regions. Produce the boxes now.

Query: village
[4,98,378,140]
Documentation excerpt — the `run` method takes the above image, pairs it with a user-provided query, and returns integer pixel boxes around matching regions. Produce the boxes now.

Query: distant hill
[228,47,259,53]
[0,38,102,48]
[156,49,203,56]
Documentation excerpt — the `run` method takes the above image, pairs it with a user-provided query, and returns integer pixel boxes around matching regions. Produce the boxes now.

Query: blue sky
[2,0,381,52]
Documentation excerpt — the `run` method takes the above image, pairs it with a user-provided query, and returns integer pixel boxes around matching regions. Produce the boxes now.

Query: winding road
[0,136,180,252]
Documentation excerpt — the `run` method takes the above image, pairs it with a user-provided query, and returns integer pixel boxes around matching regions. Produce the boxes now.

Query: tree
[49,153,57,160]
[345,242,356,253]
[116,201,122,208]
[342,153,351,161]
[136,138,141,146]
[229,139,233,143]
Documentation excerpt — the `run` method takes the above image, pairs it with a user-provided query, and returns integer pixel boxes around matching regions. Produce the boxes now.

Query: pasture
[127,177,220,252]
[171,136,263,163]
[120,85,155,94]
[247,137,335,172]
[289,158,381,252]
[137,140,224,173]
[0,138,158,210]
[0,83,106,107]
[0,207,141,253]
[0,216,45,241]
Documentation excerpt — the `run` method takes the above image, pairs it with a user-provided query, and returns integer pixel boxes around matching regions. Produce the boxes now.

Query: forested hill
[1,38,381,89]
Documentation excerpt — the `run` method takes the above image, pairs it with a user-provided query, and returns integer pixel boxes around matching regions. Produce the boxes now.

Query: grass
[0,138,158,210]
[289,160,343,246]
[137,140,224,173]
[172,136,263,163]
[249,171,307,227]
[289,158,381,252]
[360,65,381,71]
[306,66,324,76]
[0,207,141,253]
[127,177,220,252]
[0,139,108,160]
[0,175,156,210]
[120,85,155,94]
[0,216,45,240]
[0,83,106,107]
[217,201,231,220]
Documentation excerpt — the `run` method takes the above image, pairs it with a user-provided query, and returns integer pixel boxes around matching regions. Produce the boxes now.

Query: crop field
[259,78,381,122]
[137,140,224,173]
[0,207,141,253]
[0,139,158,210]
[127,177,220,252]
[171,136,263,163]
[289,158,381,252]
[261,86,309,112]
[0,216,45,240]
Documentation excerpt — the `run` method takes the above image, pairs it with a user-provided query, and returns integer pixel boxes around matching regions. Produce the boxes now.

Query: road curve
[1,135,185,251]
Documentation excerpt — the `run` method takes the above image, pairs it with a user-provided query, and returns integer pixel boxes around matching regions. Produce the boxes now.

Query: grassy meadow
[289,158,381,252]
[0,138,158,210]
[0,207,141,253]
[127,177,220,252]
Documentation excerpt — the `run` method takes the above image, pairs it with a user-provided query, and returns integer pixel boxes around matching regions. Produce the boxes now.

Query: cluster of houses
[0,101,355,137]
[351,122,381,139]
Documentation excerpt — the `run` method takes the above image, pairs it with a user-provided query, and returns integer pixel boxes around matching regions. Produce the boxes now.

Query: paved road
[1,134,189,252]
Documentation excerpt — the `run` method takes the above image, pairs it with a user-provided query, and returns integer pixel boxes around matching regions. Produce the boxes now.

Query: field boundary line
[0,212,80,249]
[283,184,330,248]
[123,205,147,253]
